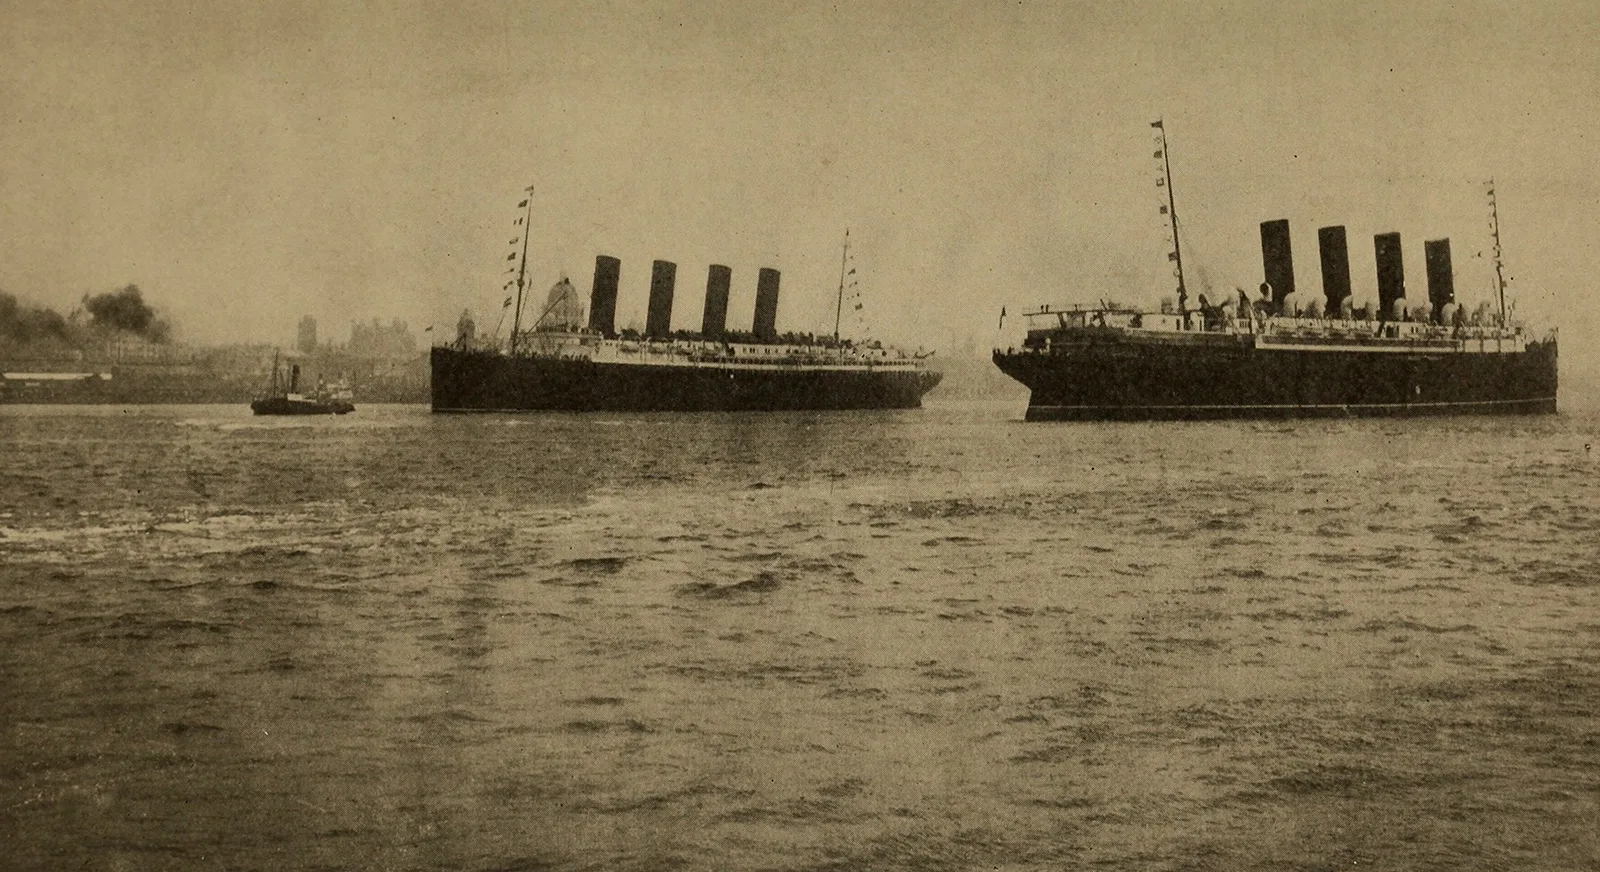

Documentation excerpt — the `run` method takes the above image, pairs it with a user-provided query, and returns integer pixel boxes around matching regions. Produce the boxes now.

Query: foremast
[1486,179,1508,326]
[1153,119,1188,315]
[833,229,858,342]
[508,184,535,355]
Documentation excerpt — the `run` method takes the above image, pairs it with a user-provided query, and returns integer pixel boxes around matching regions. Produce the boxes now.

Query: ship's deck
[1009,309,1543,356]
[446,332,934,372]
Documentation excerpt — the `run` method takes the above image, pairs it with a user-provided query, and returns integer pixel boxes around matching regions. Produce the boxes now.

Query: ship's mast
[833,229,850,342]
[1153,119,1188,313]
[1487,179,1508,326]
[508,184,535,355]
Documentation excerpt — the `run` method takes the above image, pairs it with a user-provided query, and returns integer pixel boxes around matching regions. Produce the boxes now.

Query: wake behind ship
[993,123,1557,421]
[432,207,939,413]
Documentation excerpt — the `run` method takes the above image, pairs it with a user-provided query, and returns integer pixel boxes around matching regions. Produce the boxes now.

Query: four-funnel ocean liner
[431,205,940,413]
[992,123,1557,421]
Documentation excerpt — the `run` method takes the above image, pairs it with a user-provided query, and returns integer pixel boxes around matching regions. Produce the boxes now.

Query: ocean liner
[431,195,941,413]
[992,122,1558,421]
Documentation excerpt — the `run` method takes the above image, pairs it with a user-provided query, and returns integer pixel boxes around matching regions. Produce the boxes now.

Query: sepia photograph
[3,1,1597,869]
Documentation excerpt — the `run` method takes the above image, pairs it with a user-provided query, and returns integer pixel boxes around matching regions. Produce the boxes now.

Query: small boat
[251,351,354,415]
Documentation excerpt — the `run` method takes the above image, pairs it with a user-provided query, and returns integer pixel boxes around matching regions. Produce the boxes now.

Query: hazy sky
[3,0,1598,374]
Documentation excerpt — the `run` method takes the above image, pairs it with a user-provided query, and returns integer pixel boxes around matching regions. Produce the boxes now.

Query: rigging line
[1487,178,1508,325]
[526,280,577,333]
[833,229,850,341]
[508,188,535,354]
[1154,119,1188,311]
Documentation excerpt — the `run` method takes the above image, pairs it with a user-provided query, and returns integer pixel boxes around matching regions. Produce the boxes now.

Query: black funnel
[1424,239,1454,320]
[1374,232,1405,316]
[1260,219,1295,306]
[588,255,620,336]
[702,264,731,337]
[646,260,676,338]
[1317,226,1351,311]
[754,268,781,341]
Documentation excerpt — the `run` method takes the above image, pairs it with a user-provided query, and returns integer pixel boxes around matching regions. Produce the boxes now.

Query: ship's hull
[993,334,1558,421]
[250,397,355,415]
[430,347,942,412]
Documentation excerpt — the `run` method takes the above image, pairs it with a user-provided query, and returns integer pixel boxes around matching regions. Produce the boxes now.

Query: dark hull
[993,335,1558,421]
[250,397,355,415]
[430,347,942,412]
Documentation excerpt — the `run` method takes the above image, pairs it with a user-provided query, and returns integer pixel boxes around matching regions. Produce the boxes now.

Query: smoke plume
[0,291,70,344]
[83,284,171,342]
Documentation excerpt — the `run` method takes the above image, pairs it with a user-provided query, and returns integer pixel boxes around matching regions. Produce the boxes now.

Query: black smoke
[1,284,176,350]
[83,284,170,343]
[0,291,70,344]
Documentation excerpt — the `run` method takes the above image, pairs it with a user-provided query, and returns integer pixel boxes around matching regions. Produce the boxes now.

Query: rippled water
[4,402,1599,871]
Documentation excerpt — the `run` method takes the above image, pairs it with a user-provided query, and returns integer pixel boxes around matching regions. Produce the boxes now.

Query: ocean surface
[3,401,1598,871]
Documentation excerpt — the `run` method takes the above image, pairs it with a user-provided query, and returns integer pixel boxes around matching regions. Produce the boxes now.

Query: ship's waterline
[431,343,942,412]
[995,329,1558,421]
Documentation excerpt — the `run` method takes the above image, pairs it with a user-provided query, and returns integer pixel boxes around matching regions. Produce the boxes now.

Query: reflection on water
[3,402,1599,870]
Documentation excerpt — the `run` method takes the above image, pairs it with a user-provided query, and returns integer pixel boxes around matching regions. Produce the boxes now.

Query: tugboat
[251,351,355,415]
